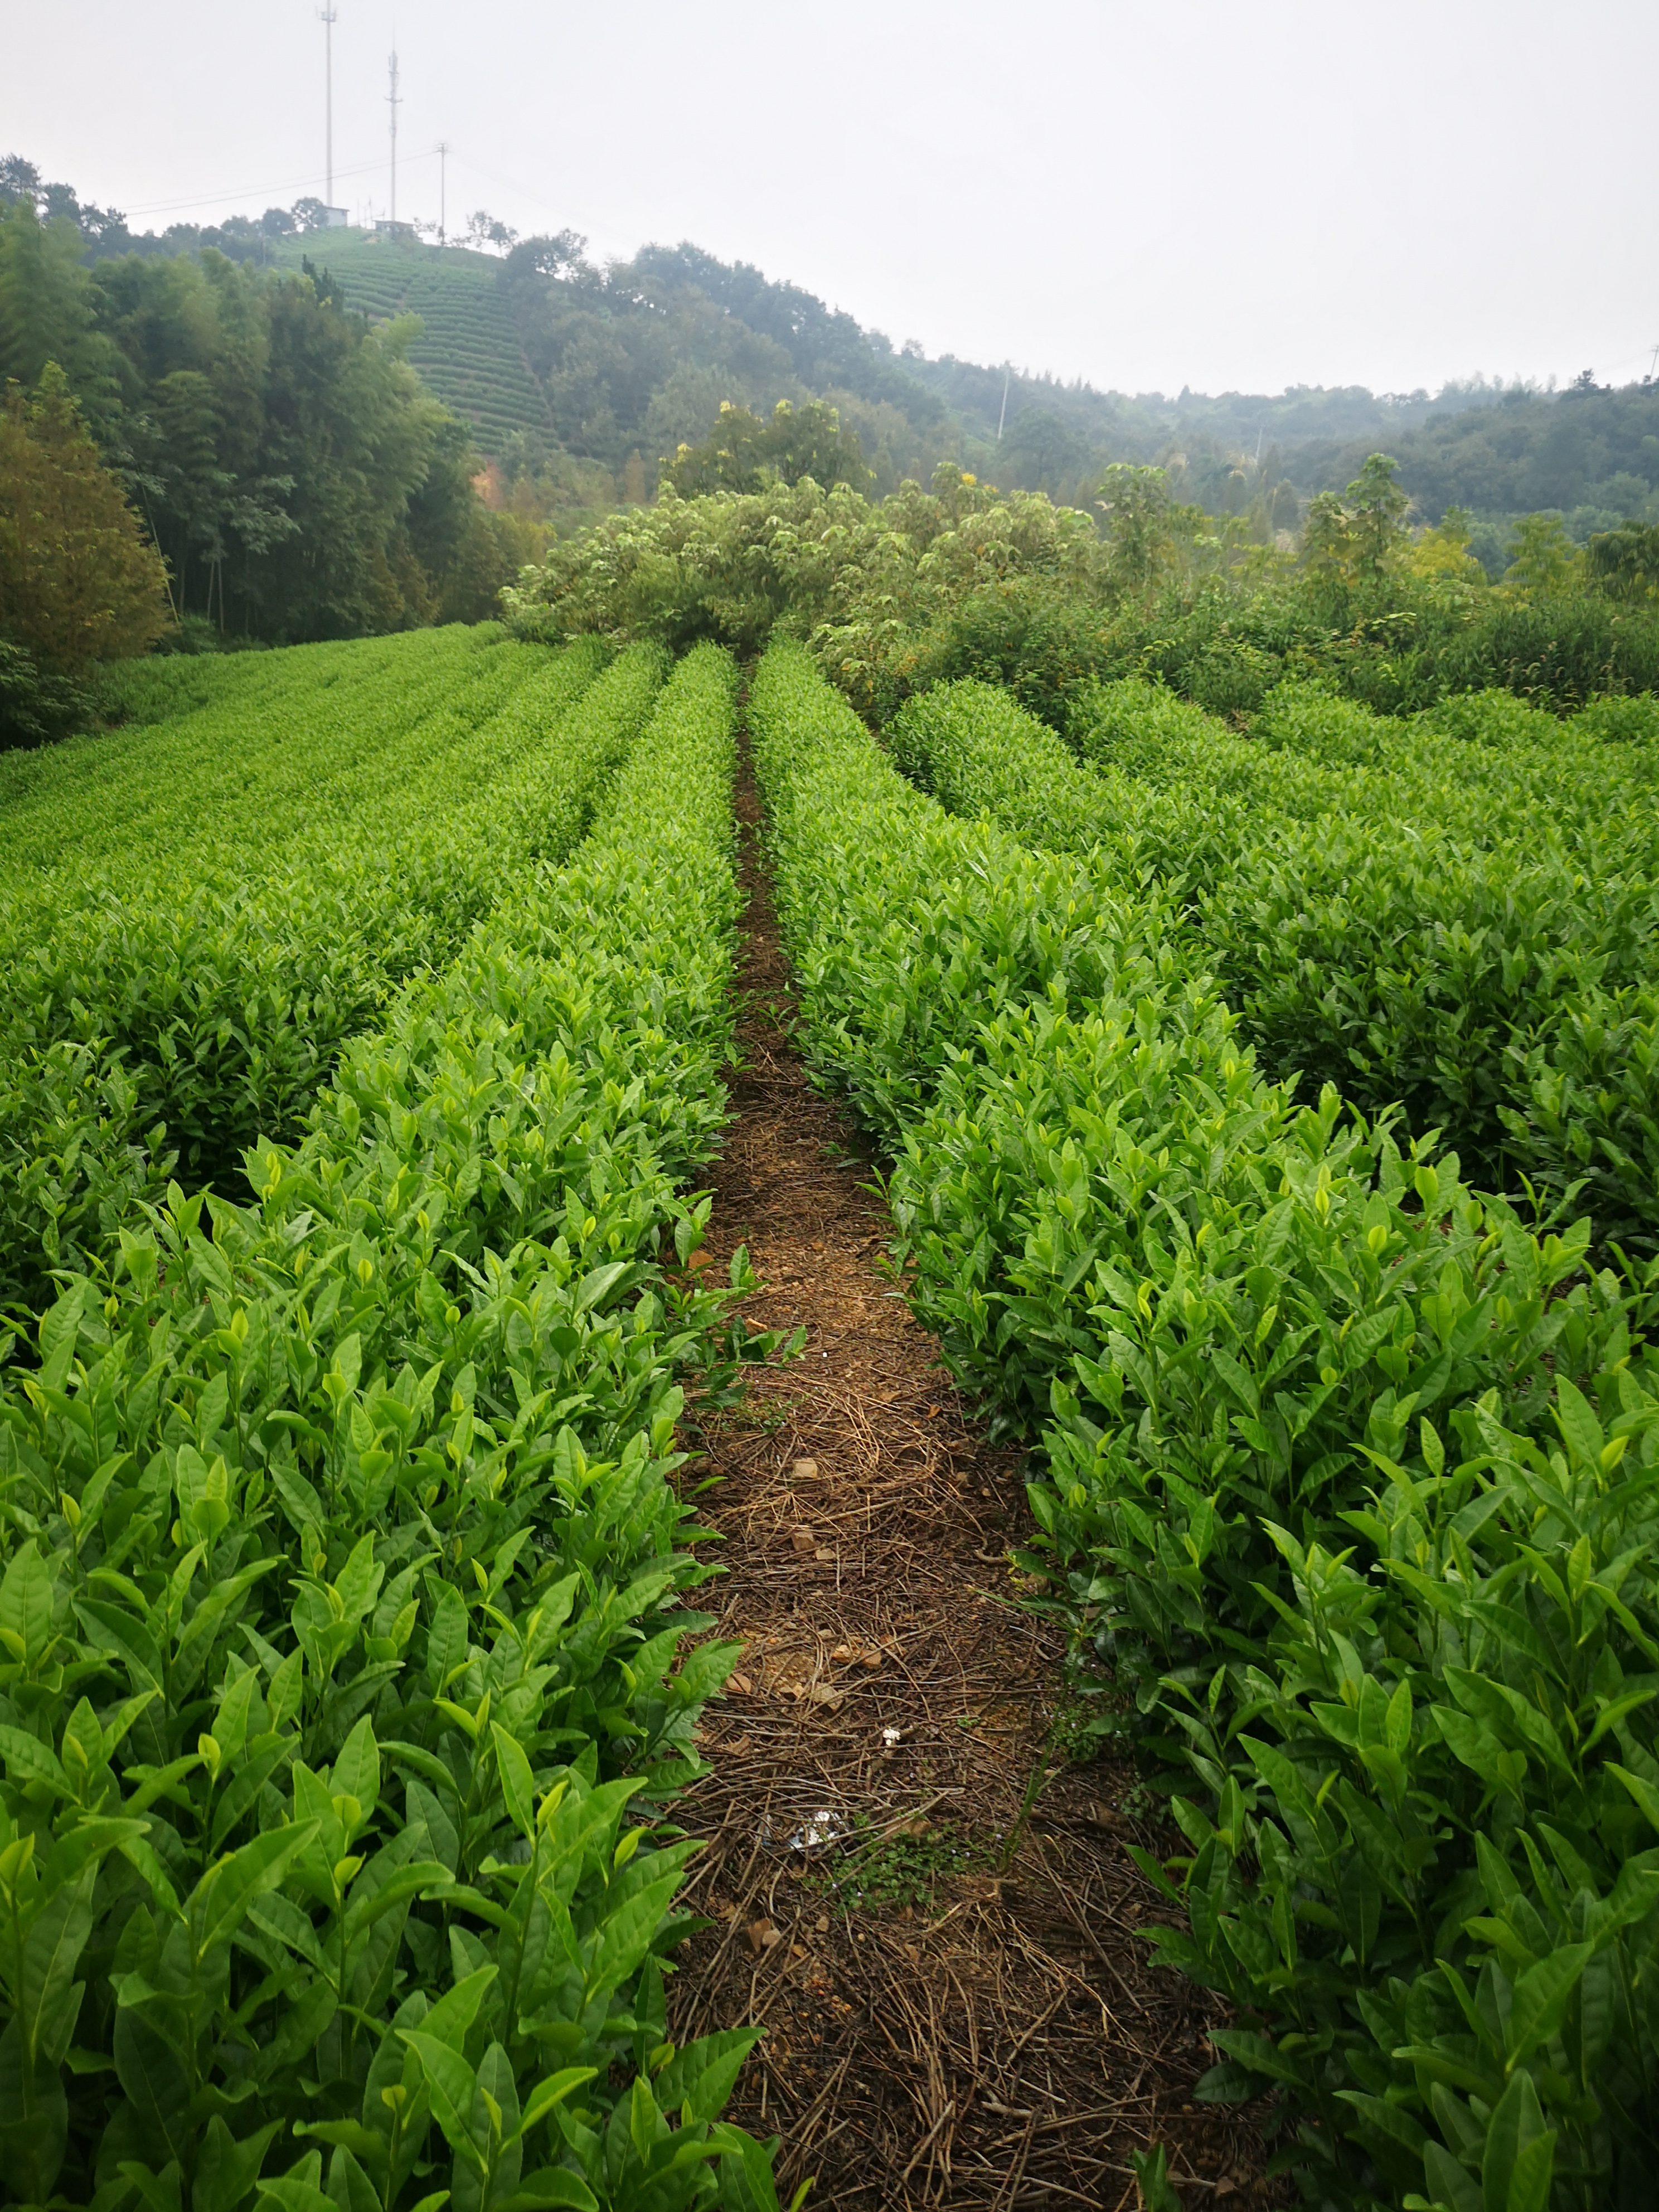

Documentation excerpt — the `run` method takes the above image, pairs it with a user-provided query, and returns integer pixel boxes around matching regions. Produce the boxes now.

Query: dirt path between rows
[665,754,1273,2209]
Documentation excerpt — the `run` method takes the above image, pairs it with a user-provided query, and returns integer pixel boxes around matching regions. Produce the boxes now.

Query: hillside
[282,225,1659,564]
[1294,377,1659,544]
[9,152,1659,563]
[272,230,554,454]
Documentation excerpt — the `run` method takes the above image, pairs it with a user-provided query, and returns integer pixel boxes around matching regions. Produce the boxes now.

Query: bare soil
[667,756,1274,2208]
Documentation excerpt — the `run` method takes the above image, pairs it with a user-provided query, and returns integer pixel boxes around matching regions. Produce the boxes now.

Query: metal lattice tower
[387,42,402,221]
[319,7,338,205]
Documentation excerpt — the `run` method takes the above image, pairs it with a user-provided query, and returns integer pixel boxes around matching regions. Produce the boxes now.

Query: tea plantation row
[751,641,1659,2212]
[0,644,798,2212]
[0,636,675,1313]
[891,674,1659,1257]
[8,619,1652,2212]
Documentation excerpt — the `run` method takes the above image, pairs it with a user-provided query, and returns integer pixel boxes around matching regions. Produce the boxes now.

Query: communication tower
[319,7,338,205]
[387,42,402,222]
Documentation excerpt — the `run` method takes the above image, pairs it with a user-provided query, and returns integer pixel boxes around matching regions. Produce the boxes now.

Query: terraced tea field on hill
[274,234,554,454]
[1,629,1655,2212]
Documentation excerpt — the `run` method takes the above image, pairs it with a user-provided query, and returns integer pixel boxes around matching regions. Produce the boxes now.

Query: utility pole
[996,363,1011,442]
[387,41,401,222]
[437,140,448,244]
[319,7,337,205]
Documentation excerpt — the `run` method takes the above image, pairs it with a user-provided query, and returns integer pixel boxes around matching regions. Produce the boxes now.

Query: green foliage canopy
[0,364,171,741]
[0,192,511,649]
[661,397,870,496]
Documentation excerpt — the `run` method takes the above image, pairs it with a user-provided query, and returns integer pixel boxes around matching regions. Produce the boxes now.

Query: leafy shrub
[1431,592,1659,708]
[501,471,1112,714]
[753,643,1659,2211]
[0,645,793,2210]
[0,637,640,1311]
[0,637,89,747]
[1570,691,1659,744]
[903,675,1659,1249]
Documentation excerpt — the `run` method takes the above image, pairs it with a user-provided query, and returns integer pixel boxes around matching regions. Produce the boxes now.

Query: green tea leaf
[189,1823,318,1961]
[1481,2069,1554,2212]
[20,1861,96,2071]
[396,2031,484,2169]
[492,1724,536,1842]
[1506,1943,1593,2067]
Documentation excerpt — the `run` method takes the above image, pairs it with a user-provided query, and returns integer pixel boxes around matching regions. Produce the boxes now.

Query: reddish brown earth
[664,759,1277,2209]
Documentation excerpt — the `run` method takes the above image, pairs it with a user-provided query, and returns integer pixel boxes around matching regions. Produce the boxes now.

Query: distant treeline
[474,235,1659,558]
[4,142,1658,725]
[248,190,1659,559]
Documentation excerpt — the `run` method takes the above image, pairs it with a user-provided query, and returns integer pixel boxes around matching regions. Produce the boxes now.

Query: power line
[118,137,567,240]
[443,146,584,227]
[124,153,415,219]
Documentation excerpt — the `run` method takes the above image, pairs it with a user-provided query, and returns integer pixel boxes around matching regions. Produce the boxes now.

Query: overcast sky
[6,0,1655,397]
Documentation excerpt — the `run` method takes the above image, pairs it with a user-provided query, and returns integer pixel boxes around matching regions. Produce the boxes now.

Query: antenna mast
[387,41,402,222]
[319,7,338,205]
[437,140,449,244]
[997,363,1011,442]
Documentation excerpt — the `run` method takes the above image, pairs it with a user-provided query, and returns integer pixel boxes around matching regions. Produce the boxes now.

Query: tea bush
[0,639,672,1313]
[896,676,1659,1254]
[0,645,795,2212]
[753,641,1659,2212]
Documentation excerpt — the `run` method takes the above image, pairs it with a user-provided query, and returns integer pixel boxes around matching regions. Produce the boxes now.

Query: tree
[0,154,130,251]
[0,637,88,745]
[436,506,523,622]
[240,287,448,637]
[465,211,520,255]
[1406,503,1486,586]
[1585,522,1659,603]
[1095,463,1191,593]
[1344,452,1410,575]
[1,157,561,645]
[1000,407,1092,497]
[662,397,869,496]
[0,363,172,680]
[503,232,588,280]
[0,154,42,208]
[0,197,121,432]
[1302,452,1410,585]
[406,413,488,595]
[1501,512,1582,598]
